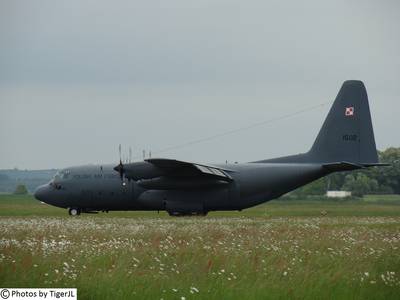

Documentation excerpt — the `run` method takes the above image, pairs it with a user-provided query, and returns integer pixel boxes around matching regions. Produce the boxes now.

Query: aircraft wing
[144,158,233,182]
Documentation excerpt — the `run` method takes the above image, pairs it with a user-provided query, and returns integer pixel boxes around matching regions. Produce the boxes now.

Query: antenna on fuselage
[129,147,132,163]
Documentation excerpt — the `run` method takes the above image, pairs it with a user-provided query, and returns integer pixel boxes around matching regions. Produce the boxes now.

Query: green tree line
[292,147,400,197]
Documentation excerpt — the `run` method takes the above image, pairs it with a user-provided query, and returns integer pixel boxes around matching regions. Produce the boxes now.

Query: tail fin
[309,80,378,164]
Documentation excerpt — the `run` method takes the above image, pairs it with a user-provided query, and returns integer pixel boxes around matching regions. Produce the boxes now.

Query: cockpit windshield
[53,170,70,181]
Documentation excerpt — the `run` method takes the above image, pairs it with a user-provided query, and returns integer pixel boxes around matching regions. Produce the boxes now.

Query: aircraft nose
[34,185,50,202]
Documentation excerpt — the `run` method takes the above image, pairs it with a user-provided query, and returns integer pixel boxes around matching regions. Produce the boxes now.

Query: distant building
[326,191,352,198]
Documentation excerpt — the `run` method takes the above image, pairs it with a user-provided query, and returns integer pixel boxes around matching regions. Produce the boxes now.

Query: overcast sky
[0,0,399,169]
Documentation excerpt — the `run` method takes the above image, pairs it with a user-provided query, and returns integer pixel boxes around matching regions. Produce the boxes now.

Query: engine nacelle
[122,161,165,180]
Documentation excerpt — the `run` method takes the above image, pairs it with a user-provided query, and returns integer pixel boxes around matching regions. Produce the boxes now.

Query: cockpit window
[54,170,70,181]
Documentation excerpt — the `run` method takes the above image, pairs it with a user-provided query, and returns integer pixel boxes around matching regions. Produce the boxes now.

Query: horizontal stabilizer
[361,163,390,167]
[323,162,364,172]
[323,162,390,172]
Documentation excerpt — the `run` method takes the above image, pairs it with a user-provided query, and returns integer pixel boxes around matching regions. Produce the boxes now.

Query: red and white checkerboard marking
[345,107,354,116]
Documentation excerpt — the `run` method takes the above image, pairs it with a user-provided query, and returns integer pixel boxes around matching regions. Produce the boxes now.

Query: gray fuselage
[34,162,327,213]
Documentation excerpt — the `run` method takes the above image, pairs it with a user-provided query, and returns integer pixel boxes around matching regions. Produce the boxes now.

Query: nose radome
[34,185,48,202]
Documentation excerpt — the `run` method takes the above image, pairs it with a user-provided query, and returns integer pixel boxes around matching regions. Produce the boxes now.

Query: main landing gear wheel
[167,211,208,217]
[68,207,81,216]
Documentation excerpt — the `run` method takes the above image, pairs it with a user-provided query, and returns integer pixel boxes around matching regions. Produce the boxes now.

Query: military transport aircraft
[34,80,387,216]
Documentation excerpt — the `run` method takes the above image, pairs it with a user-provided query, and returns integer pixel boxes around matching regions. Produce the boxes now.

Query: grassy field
[1,195,400,299]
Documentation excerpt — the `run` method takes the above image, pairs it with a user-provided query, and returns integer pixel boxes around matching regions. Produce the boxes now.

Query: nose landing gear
[68,207,81,216]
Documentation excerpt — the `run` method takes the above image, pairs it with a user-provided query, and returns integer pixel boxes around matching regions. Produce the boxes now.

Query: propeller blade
[114,144,124,181]
[113,160,124,181]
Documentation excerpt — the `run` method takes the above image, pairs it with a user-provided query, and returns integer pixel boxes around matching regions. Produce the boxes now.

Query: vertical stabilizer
[309,80,378,164]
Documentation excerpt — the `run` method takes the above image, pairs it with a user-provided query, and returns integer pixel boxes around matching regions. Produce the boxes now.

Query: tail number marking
[342,134,358,141]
